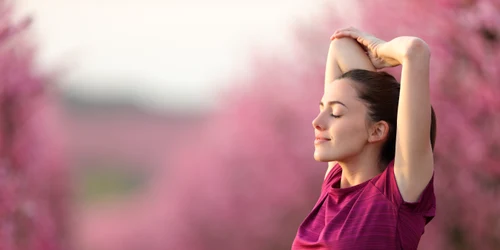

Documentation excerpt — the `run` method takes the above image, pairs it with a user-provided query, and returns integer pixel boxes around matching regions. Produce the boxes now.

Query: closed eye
[330,114,341,118]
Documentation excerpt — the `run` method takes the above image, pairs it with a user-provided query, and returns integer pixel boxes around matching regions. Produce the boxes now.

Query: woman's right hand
[331,27,400,69]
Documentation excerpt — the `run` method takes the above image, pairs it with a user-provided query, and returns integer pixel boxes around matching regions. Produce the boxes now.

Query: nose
[312,113,326,131]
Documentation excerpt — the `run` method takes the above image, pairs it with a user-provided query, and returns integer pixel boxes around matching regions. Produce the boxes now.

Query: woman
[292,27,437,250]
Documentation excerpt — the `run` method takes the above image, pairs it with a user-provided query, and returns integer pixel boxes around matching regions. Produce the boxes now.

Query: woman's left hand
[331,27,400,69]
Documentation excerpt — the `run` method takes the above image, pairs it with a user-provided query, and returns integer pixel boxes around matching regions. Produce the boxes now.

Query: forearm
[324,38,375,85]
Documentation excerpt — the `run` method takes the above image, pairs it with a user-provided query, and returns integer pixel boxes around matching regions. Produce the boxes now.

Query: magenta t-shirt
[292,160,435,250]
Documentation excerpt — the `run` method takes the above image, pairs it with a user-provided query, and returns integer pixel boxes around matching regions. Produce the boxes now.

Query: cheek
[314,121,367,161]
[330,119,368,146]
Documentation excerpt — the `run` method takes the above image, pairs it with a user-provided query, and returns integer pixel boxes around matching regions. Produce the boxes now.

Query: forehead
[322,78,360,104]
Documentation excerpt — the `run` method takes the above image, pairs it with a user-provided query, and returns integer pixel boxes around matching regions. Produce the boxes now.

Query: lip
[314,136,331,145]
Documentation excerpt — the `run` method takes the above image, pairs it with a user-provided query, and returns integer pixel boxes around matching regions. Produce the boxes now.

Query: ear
[368,120,389,143]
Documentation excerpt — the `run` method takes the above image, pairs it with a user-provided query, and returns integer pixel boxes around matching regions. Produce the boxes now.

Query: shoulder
[373,161,435,220]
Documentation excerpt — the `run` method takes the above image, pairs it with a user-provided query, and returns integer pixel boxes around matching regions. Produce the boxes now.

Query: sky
[16,0,323,112]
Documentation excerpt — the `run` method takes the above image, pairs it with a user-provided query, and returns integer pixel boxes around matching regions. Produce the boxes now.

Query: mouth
[314,137,331,144]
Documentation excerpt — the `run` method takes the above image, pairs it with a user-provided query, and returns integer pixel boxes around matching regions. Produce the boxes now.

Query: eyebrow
[319,101,348,109]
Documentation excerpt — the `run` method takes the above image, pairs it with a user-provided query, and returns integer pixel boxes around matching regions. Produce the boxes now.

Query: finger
[333,28,351,36]
[330,27,361,40]
[330,30,343,40]
[332,30,360,40]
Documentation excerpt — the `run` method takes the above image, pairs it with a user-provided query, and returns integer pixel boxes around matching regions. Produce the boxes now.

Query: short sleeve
[374,160,436,224]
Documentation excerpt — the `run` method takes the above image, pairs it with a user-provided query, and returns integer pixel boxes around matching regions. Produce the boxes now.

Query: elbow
[404,38,431,60]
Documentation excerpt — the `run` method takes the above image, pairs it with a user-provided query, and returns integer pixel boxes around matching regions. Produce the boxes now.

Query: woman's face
[312,78,371,162]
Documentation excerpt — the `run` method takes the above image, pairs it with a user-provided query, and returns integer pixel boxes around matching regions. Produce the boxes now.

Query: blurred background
[1,0,499,249]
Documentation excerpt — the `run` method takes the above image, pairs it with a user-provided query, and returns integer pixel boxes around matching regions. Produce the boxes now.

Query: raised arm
[384,38,433,203]
[323,37,375,179]
[333,28,433,202]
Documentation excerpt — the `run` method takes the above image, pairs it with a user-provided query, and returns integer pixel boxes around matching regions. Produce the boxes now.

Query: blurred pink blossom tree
[77,0,500,249]
[0,2,67,250]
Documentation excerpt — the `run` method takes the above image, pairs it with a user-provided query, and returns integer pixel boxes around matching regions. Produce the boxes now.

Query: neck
[337,146,382,188]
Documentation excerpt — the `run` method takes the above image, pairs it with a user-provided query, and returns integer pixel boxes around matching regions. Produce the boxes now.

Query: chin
[313,152,336,162]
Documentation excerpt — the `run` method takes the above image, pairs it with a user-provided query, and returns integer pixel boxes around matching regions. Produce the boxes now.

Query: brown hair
[338,69,437,166]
